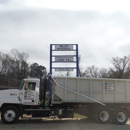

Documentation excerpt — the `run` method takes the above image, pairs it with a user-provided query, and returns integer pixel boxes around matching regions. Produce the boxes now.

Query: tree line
[79,55,130,79]
[0,48,130,88]
[0,49,46,88]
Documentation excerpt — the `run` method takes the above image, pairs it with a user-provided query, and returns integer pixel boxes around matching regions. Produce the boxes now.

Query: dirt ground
[0,117,130,130]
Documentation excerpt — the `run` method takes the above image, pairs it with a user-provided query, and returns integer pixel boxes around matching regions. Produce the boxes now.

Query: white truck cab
[0,77,40,108]
[0,77,42,124]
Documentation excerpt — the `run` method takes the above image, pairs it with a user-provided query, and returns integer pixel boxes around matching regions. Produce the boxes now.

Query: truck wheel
[96,107,111,124]
[113,108,128,125]
[1,106,19,124]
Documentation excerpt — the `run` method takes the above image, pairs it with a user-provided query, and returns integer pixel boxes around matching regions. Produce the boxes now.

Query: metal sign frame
[50,44,79,77]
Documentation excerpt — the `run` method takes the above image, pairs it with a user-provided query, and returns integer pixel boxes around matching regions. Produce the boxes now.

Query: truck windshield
[19,80,25,90]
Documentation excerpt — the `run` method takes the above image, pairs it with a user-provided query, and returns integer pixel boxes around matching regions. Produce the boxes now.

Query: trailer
[0,74,130,125]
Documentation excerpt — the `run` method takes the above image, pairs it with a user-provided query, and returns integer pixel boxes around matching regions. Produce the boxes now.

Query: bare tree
[0,52,11,75]
[99,68,109,78]
[78,55,87,77]
[9,49,29,80]
[29,63,46,78]
[109,55,130,78]
[0,49,48,88]
[85,65,99,78]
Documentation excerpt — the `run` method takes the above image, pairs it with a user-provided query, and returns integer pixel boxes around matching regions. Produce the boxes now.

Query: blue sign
[50,44,79,77]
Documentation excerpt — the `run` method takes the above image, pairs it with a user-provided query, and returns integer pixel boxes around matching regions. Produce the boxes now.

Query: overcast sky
[0,0,130,76]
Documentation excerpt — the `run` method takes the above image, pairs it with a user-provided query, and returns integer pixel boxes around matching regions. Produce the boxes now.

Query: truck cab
[0,77,40,108]
[0,77,47,124]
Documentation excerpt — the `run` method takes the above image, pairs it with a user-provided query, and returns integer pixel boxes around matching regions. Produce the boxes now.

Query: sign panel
[50,44,79,76]
[105,82,114,91]
[55,56,73,62]
[55,44,73,51]
[55,68,74,71]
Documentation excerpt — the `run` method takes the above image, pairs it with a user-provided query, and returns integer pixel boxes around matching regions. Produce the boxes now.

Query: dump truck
[0,74,130,125]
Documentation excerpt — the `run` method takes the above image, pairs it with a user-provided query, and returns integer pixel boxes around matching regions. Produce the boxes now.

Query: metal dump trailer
[54,77,130,103]
[52,76,130,125]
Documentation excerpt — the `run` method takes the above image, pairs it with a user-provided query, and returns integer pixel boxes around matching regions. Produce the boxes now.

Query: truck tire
[93,108,99,122]
[1,106,19,124]
[96,107,111,124]
[113,108,128,125]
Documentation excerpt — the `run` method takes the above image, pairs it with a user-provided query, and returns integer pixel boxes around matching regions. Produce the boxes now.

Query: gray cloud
[118,43,130,55]
[0,0,10,4]
[0,8,130,73]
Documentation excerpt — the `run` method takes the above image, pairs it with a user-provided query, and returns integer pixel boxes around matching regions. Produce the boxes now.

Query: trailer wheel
[96,107,111,124]
[1,106,19,124]
[113,108,128,125]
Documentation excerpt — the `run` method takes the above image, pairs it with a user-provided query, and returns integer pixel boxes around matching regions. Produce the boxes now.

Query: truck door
[20,81,37,105]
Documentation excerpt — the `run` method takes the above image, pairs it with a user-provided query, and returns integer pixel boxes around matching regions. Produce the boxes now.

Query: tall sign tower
[50,44,79,77]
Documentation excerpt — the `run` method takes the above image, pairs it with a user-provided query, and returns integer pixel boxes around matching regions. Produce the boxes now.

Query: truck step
[25,109,51,111]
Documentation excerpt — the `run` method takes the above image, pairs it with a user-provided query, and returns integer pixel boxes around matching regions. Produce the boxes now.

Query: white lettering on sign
[24,91,34,100]
[55,45,73,50]
[55,56,73,62]
[55,68,74,71]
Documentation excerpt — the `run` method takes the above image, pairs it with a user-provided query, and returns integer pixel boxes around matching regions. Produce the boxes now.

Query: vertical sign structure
[50,44,79,77]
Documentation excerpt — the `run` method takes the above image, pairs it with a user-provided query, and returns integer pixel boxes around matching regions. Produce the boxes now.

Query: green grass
[74,113,86,118]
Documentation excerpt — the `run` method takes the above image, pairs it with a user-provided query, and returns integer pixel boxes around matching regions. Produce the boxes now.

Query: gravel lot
[0,117,130,130]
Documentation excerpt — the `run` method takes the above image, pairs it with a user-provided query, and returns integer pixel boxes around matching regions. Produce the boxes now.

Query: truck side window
[28,82,36,91]
[19,80,25,90]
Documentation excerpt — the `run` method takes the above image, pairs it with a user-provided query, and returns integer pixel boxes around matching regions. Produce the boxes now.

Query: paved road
[0,118,130,130]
